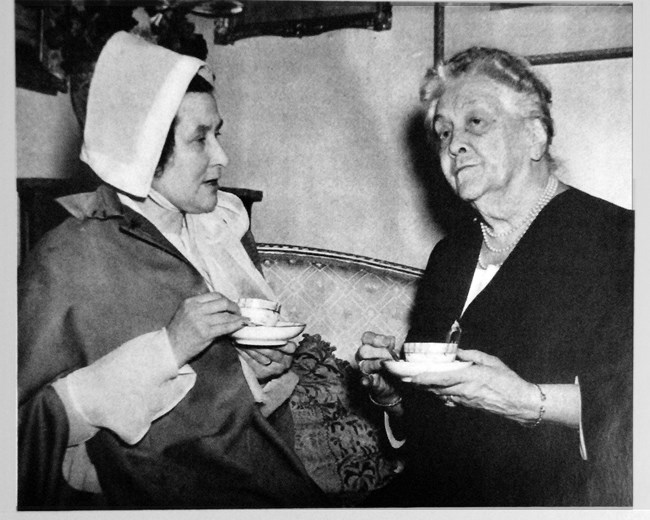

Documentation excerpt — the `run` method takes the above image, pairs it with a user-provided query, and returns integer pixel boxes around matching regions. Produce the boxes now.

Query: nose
[209,137,229,170]
[448,129,468,158]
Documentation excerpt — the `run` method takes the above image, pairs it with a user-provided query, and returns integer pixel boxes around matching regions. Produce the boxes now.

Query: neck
[475,162,552,234]
[477,172,559,269]
[142,189,185,236]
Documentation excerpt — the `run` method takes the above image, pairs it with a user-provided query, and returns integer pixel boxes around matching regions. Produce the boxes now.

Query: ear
[526,118,548,162]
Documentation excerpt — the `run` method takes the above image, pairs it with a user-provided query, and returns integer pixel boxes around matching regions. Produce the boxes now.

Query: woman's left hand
[409,348,538,423]
[238,342,296,381]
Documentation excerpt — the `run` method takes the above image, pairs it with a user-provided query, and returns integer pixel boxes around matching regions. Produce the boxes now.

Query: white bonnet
[80,31,211,198]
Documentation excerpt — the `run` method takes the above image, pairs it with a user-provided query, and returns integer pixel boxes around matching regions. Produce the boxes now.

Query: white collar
[118,188,185,237]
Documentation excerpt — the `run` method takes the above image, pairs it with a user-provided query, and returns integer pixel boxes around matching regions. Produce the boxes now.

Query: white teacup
[403,342,457,364]
[238,298,281,326]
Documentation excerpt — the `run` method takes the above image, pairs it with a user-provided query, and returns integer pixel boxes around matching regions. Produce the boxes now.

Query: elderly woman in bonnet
[357,47,633,506]
[18,32,327,509]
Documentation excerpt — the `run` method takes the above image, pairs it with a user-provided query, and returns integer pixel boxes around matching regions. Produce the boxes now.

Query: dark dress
[369,187,633,507]
[18,185,328,510]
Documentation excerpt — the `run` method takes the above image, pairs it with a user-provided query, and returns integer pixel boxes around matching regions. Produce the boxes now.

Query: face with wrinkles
[433,75,536,207]
[152,92,228,214]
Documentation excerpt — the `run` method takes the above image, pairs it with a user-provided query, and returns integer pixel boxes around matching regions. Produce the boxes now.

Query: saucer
[383,360,472,380]
[231,321,306,347]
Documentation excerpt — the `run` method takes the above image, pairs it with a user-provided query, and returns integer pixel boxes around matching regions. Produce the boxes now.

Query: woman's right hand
[356,331,403,412]
[167,292,247,367]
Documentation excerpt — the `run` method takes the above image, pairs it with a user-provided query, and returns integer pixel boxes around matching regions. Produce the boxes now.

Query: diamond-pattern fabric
[259,247,422,362]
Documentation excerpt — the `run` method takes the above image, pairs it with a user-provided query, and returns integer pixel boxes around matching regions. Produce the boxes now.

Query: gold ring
[442,396,457,407]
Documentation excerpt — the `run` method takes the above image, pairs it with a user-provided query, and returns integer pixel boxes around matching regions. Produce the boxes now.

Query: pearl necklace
[477,254,493,270]
[478,175,558,267]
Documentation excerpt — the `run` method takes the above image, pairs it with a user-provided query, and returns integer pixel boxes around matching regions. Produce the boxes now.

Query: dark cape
[371,187,633,507]
[18,185,328,510]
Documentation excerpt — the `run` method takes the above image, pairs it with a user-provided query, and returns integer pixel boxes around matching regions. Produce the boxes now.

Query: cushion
[290,334,399,506]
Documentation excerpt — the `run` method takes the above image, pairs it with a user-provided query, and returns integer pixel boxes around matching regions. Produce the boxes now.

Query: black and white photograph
[11,0,642,515]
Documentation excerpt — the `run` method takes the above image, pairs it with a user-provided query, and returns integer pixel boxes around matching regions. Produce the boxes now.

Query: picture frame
[212,1,392,45]
[434,3,632,66]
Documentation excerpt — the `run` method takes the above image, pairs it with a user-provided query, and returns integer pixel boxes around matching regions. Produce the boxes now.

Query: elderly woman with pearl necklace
[356,47,633,507]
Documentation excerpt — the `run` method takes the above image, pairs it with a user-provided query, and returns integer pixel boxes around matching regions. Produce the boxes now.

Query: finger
[246,347,285,365]
[456,349,501,367]
[358,358,386,375]
[238,348,281,369]
[360,372,394,396]
[357,344,397,363]
[358,359,372,375]
[277,341,297,355]
[189,291,231,304]
[241,348,275,366]
[238,350,284,378]
[361,331,395,348]
[208,315,249,338]
[360,372,378,387]
[206,310,249,326]
[409,371,463,387]
[439,392,458,399]
[200,297,242,316]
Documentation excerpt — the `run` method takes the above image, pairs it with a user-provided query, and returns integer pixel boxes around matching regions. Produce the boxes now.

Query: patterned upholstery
[258,244,423,363]
[290,334,400,506]
[259,245,424,503]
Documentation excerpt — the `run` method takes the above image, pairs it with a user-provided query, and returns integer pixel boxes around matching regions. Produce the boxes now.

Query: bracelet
[368,393,403,408]
[522,383,546,428]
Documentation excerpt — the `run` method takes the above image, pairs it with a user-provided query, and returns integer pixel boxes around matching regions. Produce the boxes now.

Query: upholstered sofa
[17,179,424,506]
[257,244,422,505]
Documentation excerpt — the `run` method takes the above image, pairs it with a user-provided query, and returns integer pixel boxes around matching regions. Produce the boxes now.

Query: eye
[467,115,489,133]
[435,125,452,142]
[469,117,484,128]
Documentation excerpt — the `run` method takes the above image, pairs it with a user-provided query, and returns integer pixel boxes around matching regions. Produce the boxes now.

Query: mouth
[203,178,220,188]
[454,163,476,176]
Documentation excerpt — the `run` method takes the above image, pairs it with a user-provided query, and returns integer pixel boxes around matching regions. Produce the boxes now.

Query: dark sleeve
[18,386,104,510]
[18,236,87,509]
[18,387,70,510]
[576,210,633,505]
[18,236,86,402]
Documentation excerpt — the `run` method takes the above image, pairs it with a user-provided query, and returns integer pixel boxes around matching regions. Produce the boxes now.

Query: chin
[187,196,219,214]
[454,178,484,202]
[453,182,471,201]
[201,200,219,213]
